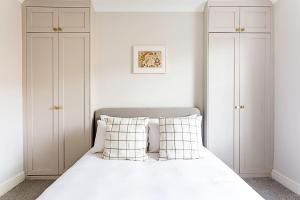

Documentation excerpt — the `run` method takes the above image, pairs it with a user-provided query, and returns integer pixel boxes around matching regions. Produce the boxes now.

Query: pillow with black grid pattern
[159,115,202,160]
[101,116,149,161]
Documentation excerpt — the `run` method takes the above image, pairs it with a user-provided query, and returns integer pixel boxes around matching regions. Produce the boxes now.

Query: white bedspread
[37,148,263,200]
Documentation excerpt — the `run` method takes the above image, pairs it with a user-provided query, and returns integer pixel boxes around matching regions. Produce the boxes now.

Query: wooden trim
[272,170,300,195]
[23,0,90,8]
[0,172,25,197]
[208,0,272,7]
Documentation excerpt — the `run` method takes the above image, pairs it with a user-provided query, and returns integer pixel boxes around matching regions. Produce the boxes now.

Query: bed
[37,108,263,200]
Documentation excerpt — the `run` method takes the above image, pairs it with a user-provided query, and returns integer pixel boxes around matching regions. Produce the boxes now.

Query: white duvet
[38,148,263,200]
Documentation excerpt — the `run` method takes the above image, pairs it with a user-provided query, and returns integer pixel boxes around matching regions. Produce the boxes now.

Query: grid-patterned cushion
[101,116,148,161]
[159,115,202,160]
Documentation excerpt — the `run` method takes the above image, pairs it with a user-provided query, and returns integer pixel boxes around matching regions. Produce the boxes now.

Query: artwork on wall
[133,46,167,74]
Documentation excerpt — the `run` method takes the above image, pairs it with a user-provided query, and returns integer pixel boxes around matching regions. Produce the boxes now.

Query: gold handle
[53,27,58,32]
[241,28,245,32]
[58,27,62,32]
[236,28,241,32]
[52,106,63,110]
[52,106,59,110]
[235,105,245,109]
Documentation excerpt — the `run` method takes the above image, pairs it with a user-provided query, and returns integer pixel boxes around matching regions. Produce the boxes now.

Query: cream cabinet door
[207,33,240,172]
[59,8,90,32]
[239,34,271,174]
[209,7,240,33]
[240,7,271,33]
[27,7,58,33]
[58,33,90,173]
[26,33,59,175]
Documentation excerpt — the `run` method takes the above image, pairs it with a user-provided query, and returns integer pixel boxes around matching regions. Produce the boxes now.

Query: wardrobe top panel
[207,0,272,7]
[23,0,91,8]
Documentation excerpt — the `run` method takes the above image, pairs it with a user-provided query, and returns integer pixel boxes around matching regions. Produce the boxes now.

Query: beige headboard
[93,107,201,145]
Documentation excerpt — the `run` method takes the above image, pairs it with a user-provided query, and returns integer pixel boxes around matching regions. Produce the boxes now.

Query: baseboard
[0,171,25,197]
[272,169,300,195]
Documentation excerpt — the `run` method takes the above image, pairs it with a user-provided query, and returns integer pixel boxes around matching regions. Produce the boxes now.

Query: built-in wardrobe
[23,0,91,177]
[205,0,273,177]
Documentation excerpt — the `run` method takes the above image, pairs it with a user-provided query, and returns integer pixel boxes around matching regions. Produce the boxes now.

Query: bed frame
[93,107,201,145]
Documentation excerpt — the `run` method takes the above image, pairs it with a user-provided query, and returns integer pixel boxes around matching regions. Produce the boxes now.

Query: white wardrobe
[24,0,91,177]
[205,0,273,177]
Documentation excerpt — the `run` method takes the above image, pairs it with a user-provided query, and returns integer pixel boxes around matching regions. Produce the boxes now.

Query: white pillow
[148,115,201,153]
[159,115,203,160]
[90,120,106,153]
[148,118,160,153]
[101,116,149,161]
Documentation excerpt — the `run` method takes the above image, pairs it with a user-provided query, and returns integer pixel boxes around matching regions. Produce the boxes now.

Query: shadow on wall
[193,12,204,111]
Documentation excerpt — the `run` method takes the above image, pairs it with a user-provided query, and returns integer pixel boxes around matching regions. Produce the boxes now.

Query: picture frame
[133,46,167,74]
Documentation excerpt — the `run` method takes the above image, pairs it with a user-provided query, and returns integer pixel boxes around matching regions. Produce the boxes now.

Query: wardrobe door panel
[239,34,271,174]
[240,7,271,33]
[58,33,90,173]
[59,8,90,32]
[209,7,240,33]
[27,7,59,33]
[208,33,239,171]
[26,33,59,175]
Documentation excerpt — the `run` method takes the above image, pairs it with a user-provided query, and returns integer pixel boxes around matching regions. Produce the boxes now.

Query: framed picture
[133,46,167,74]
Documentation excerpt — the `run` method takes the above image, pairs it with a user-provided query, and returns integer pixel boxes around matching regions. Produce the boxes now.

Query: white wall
[0,0,24,196]
[272,0,300,195]
[92,12,203,111]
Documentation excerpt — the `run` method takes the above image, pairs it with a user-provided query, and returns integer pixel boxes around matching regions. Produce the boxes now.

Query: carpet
[1,178,300,200]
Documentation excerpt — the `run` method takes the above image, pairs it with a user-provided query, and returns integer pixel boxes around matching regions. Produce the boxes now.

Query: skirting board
[0,171,25,197]
[272,169,300,195]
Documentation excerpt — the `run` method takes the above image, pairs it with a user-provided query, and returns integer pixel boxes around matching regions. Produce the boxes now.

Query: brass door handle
[53,27,58,32]
[58,27,62,32]
[241,28,245,32]
[52,106,63,110]
[240,105,245,109]
[236,28,241,32]
[52,106,59,110]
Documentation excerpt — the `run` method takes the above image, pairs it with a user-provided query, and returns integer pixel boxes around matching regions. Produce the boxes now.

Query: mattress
[37,148,263,200]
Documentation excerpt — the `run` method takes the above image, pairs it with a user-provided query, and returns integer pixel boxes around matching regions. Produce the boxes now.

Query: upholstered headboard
[92,107,201,146]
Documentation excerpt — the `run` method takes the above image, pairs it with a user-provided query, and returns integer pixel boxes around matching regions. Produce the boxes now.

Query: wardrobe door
[27,7,59,33]
[209,7,240,33]
[240,7,271,33]
[58,33,90,173]
[207,33,240,172]
[239,34,271,174]
[59,8,90,33]
[26,33,59,175]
